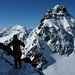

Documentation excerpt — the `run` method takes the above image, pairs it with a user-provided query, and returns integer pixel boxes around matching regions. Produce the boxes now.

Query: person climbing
[7,34,25,69]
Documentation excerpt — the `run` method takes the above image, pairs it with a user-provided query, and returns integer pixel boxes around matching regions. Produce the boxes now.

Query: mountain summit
[44,5,70,20]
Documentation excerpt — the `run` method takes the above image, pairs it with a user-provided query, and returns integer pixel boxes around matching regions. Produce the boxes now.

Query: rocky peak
[44,5,69,20]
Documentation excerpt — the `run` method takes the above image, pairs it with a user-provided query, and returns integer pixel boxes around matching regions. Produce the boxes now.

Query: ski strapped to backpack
[1,56,15,67]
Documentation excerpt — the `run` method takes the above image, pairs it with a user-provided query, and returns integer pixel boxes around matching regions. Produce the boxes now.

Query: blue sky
[0,0,75,30]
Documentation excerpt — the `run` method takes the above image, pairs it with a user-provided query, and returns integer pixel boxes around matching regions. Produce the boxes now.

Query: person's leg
[14,59,18,68]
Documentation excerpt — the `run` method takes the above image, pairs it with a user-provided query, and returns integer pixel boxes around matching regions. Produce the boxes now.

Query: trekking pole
[0,50,5,60]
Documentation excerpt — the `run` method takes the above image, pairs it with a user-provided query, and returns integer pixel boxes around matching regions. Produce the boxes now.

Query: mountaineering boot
[19,60,22,69]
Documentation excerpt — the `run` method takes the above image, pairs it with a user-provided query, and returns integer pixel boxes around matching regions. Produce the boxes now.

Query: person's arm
[7,41,13,47]
[19,40,25,47]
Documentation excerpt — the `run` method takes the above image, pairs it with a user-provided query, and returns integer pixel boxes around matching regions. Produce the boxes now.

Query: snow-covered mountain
[39,5,75,56]
[23,5,75,75]
[0,5,75,75]
[24,4,75,65]
[0,25,32,44]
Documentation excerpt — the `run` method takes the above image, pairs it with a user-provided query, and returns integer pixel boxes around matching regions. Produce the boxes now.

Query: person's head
[13,34,18,40]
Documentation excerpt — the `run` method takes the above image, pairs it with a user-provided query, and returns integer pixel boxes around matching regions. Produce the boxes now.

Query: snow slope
[0,50,41,75]
[43,51,75,75]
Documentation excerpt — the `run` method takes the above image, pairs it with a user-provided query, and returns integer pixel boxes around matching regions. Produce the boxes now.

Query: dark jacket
[8,39,25,52]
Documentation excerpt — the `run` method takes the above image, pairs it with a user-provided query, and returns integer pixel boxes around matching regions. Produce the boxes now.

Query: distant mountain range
[0,25,32,44]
